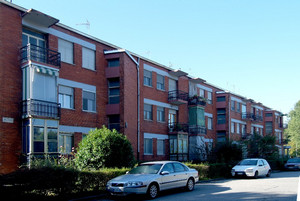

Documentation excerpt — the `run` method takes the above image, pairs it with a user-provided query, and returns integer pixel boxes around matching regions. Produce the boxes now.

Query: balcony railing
[242,113,263,122]
[168,90,188,105]
[20,44,61,67]
[189,125,207,135]
[168,123,189,133]
[188,96,207,107]
[22,99,61,119]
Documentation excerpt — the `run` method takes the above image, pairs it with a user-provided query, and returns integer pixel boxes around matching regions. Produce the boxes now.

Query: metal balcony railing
[168,123,189,133]
[22,99,61,119]
[189,125,207,135]
[20,44,61,67]
[168,90,189,104]
[188,97,207,106]
[242,112,263,122]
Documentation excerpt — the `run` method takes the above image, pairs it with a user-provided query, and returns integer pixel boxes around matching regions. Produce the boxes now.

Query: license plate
[237,173,243,175]
[111,187,122,193]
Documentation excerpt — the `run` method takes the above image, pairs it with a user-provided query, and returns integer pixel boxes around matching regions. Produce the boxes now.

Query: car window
[238,159,258,166]
[129,164,162,174]
[162,163,175,173]
[173,163,185,172]
[258,160,263,166]
[287,158,300,163]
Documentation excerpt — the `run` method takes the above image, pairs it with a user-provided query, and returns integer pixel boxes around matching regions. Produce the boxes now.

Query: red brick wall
[0,4,23,174]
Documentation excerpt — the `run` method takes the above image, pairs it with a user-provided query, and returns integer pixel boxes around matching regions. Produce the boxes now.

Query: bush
[74,126,135,170]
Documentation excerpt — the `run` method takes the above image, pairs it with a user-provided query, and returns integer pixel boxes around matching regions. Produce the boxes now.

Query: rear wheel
[147,183,159,199]
[186,178,195,191]
[266,170,271,177]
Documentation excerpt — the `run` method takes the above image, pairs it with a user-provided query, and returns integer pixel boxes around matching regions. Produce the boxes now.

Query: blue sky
[13,0,300,115]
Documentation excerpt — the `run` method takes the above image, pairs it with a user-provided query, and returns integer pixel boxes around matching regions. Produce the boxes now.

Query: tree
[74,126,135,170]
[285,101,300,157]
[211,141,243,165]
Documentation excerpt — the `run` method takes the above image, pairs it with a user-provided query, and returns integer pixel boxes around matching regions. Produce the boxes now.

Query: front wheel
[147,183,159,199]
[186,178,195,191]
[253,171,258,179]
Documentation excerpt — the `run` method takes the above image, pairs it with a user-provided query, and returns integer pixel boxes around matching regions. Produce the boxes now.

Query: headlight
[245,168,253,173]
[124,181,144,187]
[231,169,235,173]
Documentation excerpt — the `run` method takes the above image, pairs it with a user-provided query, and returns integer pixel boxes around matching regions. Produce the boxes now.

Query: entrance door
[169,78,177,92]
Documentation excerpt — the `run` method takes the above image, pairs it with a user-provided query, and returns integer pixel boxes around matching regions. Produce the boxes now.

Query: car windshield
[238,159,258,166]
[287,158,300,163]
[128,164,163,174]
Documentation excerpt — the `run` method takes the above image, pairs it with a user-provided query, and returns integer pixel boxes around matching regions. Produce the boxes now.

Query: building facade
[0,1,285,174]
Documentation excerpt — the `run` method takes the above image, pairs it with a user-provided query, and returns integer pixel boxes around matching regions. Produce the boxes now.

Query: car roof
[243,158,265,160]
[140,161,179,165]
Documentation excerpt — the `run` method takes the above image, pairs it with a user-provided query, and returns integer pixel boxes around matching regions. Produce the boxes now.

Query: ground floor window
[157,139,165,155]
[144,138,153,155]
[59,132,74,154]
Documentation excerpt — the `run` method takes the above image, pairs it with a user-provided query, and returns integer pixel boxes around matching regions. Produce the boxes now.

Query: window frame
[82,90,96,112]
[157,106,165,122]
[58,85,74,109]
[156,74,165,90]
[58,38,74,64]
[143,70,152,87]
[108,78,120,104]
[144,104,153,120]
[144,138,153,155]
[157,139,165,155]
[82,47,96,70]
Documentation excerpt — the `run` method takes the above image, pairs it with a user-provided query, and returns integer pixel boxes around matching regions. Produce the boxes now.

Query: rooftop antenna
[76,19,90,32]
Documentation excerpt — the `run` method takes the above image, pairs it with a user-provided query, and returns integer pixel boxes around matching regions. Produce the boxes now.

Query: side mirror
[259,164,263,167]
[160,171,170,175]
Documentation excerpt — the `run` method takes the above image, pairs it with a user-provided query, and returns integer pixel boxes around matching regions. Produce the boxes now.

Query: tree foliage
[285,100,300,156]
[211,141,243,165]
[74,126,135,170]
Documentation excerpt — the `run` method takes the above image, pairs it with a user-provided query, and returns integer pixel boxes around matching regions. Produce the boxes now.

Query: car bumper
[232,171,255,177]
[285,165,300,170]
[106,185,148,196]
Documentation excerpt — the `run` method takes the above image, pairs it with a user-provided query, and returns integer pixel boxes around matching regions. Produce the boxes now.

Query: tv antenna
[76,19,90,30]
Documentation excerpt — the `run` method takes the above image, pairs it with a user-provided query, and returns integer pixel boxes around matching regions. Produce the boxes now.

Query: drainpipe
[228,94,231,141]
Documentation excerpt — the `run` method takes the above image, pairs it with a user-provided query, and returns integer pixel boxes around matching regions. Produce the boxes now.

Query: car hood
[109,174,157,183]
[285,163,300,166]
[233,165,256,171]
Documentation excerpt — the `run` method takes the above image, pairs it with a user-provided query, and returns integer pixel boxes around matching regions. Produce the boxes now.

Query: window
[231,100,235,111]
[266,121,273,134]
[108,78,120,104]
[33,71,56,102]
[207,91,212,104]
[58,38,73,64]
[236,102,241,113]
[162,163,174,173]
[82,91,96,112]
[217,96,226,102]
[107,58,120,67]
[144,104,153,120]
[59,133,74,154]
[217,109,226,124]
[236,123,240,134]
[242,125,246,135]
[265,113,272,117]
[207,117,213,130]
[82,47,95,70]
[144,70,152,86]
[108,115,120,132]
[144,138,153,155]
[59,85,74,109]
[157,139,165,155]
[217,131,226,142]
[173,163,185,172]
[200,89,205,97]
[157,106,165,122]
[231,122,235,133]
[32,119,58,153]
[156,74,165,90]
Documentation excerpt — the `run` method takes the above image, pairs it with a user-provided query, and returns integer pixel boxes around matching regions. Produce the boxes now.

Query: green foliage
[285,100,300,156]
[74,126,135,170]
[246,133,279,160]
[211,141,243,165]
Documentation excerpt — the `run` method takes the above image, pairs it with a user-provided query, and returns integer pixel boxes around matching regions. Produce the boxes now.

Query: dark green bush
[74,126,135,170]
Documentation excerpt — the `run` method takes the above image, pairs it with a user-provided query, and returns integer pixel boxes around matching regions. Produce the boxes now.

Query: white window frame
[144,138,153,155]
[58,132,74,154]
[82,90,96,112]
[59,85,74,109]
[144,70,152,87]
[156,74,165,90]
[231,122,235,133]
[58,38,73,64]
[157,139,165,155]
[157,106,165,122]
[144,104,153,120]
[208,117,213,130]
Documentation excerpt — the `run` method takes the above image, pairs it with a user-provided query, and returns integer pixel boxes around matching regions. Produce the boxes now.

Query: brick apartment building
[0,0,285,174]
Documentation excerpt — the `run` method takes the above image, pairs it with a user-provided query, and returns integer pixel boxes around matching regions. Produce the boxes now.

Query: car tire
[147,183,159,199]
[266,170,271,177]
[253,171,258,179]
[186,178,195,191]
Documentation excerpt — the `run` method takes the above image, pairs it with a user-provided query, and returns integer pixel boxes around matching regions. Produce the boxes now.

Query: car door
[257,160,265,176]
[160,163,177,190]
[173,163,189,187]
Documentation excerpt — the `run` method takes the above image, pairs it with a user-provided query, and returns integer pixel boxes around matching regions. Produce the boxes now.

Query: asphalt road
[98,171,299,201]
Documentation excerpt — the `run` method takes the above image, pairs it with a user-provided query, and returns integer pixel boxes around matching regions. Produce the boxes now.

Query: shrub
[74,126,135,170]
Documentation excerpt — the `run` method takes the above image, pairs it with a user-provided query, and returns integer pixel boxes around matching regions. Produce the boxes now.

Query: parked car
[231,158,271,178]
[284,158,300,170]
[106,161,199,199]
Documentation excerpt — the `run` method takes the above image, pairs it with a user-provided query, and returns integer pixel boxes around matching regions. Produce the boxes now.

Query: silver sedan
[106,161,199,199]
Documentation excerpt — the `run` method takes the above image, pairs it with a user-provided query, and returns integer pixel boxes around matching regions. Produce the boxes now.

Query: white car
[231,158,271,178]
[106,161,199,199]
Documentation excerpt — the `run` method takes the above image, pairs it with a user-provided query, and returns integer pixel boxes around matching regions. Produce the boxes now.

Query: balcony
[189,125,207,135]
[168,123,189,133]
[188,96,206,107]
[22,99,61,119]
[242,113,263,122]
[20,44,61,67]
[168,90,188,105]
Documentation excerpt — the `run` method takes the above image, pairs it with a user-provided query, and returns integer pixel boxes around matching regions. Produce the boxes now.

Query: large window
[217,96,226,102]
[59,85,74,109]
[83,91,96,112]
[33,71,56,102]
[82,47,95,70]
[157,139,165,155]
[107,58,120,67]
[144,138,153,155]
[217,109,226,124]
[58,38,73,64]
[108,78,120,104]
[108,115,120,132]
[59,133,74,154]
[207,117,213,130]
[156,74,165,90]
[144,70,152,87]
[207,91,212,104]
[266,121,273,134]
[144,104,153,120]
[157,106,165,122]
[32,119,58,153]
